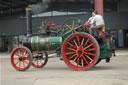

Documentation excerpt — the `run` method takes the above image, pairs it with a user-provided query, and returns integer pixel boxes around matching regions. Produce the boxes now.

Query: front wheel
[62,33,100,70]
[11,46,32,71]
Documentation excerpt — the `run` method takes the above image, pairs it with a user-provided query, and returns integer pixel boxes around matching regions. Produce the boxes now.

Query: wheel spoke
[84,43,93,50]
[67,47,76,52]
[68,54,77,60]
[84,54,93,61]
[85,48,96,51]
[24,60,29,64]
[81,58,84,67]
[40,60,44,64]
[72,55,78,64]
[42,58,45,61]
[77,57,80,66]
[75,24,82,29]
[37,59,38,65]
[77,36,80,46]
[81,38,85,46]
[19,61,21,68]
[34,59,37,64]
[23,61,25,68]
[24,57,30,60]
[14,58,19,60]
[18,50,21,56]
[24,52,29,57]
[82,55,89,65]
[64,24,72,29]
[66,52,75,55]
[15,53,21,57]
[84,38,89,47]
[67,42,77,48]
[15,61,20,65]
[84,52,95,56]
[73,39,78,48]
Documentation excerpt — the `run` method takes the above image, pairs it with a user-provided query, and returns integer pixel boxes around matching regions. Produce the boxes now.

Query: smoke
[31,0,51,14]
[30,0,90,14]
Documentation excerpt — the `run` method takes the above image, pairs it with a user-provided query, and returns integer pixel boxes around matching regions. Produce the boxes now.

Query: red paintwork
[32,59,45,67]
[48,21,51,26]
[11,48,31,70]
[62,33,98,70]
[85,21,91,27]
[98,26,105,42]
[51,21,56,26]
[85,21,105,41]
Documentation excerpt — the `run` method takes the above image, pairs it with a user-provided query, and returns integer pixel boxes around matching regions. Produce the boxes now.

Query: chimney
[26,7,32,36]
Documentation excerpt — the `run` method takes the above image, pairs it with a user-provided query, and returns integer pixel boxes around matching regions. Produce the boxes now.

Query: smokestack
[26,7,32,36]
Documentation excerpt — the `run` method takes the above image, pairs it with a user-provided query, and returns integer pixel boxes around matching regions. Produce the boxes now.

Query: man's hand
[85,21,91,27]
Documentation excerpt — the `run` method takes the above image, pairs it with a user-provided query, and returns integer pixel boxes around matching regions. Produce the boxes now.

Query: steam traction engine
[11,8,115,71]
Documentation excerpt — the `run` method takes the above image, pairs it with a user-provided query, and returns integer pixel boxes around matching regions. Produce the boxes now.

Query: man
[88,11,104,38]
[39,21,47,33]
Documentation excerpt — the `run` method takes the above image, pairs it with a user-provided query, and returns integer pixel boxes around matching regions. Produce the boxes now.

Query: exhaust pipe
[26,7,32,36]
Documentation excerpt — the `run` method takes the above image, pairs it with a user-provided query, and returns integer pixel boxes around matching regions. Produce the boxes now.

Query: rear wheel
[11,47,32,71]
[62,33,100,70]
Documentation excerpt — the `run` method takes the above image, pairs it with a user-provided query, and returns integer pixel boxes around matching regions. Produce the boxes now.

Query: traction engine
[11,8,115,71]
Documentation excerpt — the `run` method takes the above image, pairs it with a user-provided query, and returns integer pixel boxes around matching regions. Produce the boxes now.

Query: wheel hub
[38,53,43,59]
[78,50,82,54]
[19,57,23,61]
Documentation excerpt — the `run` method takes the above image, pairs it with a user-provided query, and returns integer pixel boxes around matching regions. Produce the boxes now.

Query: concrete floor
[0,49,128,85]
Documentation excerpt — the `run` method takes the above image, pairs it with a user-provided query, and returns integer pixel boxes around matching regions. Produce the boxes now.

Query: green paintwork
[31,36,62,51]
[99,37,112,58]
[63,24,84,39]
[31,17,114,59]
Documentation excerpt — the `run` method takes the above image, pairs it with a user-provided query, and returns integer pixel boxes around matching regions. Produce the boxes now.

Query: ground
[0,49,128,85]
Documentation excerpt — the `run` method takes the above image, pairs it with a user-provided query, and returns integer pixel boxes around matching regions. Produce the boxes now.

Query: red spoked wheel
[11,47,32,71]
[62,33,100,70]
[32,51,48,68]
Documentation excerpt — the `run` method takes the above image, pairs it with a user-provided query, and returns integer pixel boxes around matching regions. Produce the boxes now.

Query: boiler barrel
[30,36,62,51]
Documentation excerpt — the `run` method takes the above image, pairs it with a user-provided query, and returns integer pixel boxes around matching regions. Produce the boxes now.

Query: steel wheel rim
[32,51,47,68]
[62,33,99,70]
[11,48,31,70]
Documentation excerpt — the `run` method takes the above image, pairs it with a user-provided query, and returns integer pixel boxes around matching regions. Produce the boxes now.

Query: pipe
[26,7,32,36]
